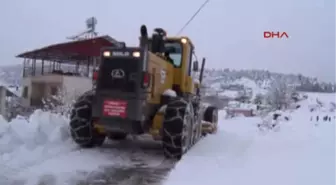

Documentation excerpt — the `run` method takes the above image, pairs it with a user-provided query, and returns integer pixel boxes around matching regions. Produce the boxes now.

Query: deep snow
[0,110,169,185]
[0,110,86,184]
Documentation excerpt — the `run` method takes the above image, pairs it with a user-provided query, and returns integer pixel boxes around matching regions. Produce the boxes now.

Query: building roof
[16,35,121,62]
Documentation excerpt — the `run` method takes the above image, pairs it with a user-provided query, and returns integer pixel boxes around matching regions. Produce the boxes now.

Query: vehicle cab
[148,36,197,95]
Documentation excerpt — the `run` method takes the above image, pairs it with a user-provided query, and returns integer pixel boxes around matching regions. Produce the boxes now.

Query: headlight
[103,51,111,57]
[181,38,187,44]
[132,51,141,57]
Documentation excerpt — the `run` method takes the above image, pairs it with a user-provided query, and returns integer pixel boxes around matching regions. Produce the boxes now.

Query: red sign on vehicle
[103,100,127,118]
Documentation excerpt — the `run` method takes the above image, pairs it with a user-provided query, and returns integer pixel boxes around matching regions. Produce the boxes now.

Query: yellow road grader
[69,25,218,160]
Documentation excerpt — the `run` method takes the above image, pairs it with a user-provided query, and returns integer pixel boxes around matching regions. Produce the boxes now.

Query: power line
[176,0,210,36]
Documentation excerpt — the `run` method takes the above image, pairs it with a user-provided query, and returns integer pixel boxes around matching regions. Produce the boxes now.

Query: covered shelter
[17,35,122,77]
[16,35,122,107]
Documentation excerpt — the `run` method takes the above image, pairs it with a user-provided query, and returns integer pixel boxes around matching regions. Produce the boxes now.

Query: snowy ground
[0,93,335,185]
[164,93,335,185]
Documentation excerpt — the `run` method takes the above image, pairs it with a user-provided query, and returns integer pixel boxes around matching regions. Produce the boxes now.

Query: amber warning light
[264,31,289,39]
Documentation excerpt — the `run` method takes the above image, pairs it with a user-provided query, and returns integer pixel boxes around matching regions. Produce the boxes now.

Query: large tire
[203,106,219,135]
[108,132,128,140]
[69,90,106,148]
[162,99,194,160]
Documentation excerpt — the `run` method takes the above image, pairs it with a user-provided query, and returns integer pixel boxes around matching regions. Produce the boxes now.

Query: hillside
[0,64,334,96]
[203,69,335,93]
[0,64,22,87]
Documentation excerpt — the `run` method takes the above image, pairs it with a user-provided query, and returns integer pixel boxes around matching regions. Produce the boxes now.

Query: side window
[192,54,197,75]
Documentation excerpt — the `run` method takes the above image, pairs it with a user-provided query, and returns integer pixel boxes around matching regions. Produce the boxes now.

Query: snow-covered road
[0,93,335,185]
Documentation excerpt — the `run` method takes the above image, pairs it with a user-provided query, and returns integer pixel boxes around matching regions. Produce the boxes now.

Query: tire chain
[162,99,196,159]
[69,90,96,144]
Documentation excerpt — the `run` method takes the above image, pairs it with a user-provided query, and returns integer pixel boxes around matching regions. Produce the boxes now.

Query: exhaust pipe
[140,25,149,51]
[139,25,149,72]
[199,57,206,84]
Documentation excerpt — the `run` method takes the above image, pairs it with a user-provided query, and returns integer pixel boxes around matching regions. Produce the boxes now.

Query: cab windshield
[148,40,183,67]
[164,42,182,67]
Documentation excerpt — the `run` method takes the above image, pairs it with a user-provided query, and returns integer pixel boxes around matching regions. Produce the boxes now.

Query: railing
[23,64,94,78]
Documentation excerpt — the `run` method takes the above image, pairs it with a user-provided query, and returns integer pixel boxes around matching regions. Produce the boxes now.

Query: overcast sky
[0,0,334,82]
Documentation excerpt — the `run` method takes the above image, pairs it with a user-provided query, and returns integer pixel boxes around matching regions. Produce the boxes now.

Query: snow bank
[0,110,70,154]
[0,110,168,184]
[0,110,74,184]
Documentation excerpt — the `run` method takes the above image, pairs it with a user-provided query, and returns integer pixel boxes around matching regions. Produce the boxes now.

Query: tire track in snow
[0,145,80,184]
[75,139,177,185]
[2,137,177,185]
[77,160,175,185]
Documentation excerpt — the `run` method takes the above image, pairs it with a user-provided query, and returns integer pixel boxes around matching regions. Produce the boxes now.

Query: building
[16,35,121,107]
[0,86,21,121]
[226,108,254,117]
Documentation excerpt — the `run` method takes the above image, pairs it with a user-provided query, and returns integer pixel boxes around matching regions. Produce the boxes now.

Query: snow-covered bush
[257,110,290,132]
[42,86,81,118]
[257,119,280,132]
